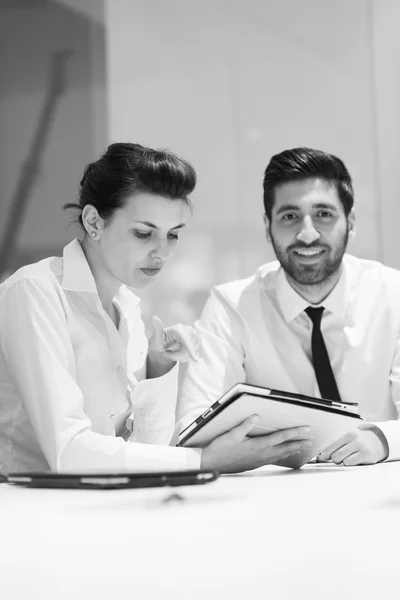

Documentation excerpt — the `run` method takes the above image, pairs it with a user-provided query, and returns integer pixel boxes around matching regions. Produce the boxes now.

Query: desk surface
[1,462,400,600]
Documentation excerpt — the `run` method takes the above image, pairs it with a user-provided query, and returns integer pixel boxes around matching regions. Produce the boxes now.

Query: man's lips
[290,247,326,260]
[293,248,324,256]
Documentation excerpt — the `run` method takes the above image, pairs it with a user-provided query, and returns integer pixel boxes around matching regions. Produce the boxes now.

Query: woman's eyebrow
[133,221,186,229]
[133,221,157,228]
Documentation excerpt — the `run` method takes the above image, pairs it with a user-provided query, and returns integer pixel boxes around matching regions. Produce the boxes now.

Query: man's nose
[296,215,321,245]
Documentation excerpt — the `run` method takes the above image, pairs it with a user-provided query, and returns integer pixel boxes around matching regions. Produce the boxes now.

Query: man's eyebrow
[311,202,338,211]
[133,221,186,229]
[275,202,339,215]
[275,204,300,216]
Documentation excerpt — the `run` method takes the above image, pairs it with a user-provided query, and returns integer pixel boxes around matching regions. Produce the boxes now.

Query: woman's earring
[90,231,97,239]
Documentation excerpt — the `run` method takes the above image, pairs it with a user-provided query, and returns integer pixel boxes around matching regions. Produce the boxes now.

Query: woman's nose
[150,239,169,260]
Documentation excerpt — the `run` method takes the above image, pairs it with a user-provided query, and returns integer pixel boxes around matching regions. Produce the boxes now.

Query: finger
[178,328,200,361]
[262,426,311,447]
[175,329,198,361]
[330,441,359,465]
[163,341,181,353]
[164,350,190,363]
[226,415,260,442]
[269,438,313,458]
[164,325,199,361]
[151,315,166,348]
[315,454,331,463]
[342,452,363,466]
[319,433,354,461]
[164,344,194,364]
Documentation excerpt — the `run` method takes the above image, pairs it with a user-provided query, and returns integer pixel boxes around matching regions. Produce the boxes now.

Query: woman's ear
[82,205,104,238]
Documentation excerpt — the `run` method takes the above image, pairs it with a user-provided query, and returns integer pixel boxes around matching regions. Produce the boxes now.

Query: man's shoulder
[345,254,400,287]
[212,260,280,305]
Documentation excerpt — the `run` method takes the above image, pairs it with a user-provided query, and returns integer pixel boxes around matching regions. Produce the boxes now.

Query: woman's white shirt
[0,239,201,474]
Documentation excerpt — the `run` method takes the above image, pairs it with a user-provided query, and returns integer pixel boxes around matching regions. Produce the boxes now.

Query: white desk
[1,462,400,600]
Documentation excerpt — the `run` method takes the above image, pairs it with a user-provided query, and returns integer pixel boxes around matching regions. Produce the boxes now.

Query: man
[177,147,400,466]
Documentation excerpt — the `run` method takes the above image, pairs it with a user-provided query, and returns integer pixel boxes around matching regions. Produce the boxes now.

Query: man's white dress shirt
[0,239,201,475]
[177,255,400,460]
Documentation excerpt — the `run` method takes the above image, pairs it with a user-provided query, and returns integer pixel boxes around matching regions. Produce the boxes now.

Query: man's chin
[293,276,327,286]
[286,263,325,285]
[285,263,340,287]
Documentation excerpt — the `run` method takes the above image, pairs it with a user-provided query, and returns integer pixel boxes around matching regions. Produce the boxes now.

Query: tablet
[177,383,363,469]
[6,470,219,490]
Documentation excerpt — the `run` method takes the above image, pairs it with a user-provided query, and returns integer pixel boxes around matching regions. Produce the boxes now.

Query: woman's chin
[127,273,154,289]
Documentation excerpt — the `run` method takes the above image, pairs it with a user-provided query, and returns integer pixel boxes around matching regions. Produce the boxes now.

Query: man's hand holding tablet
[200,415,312,473]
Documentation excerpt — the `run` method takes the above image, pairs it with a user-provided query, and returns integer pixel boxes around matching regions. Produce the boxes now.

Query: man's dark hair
[263,147,354,221]
[64,142,197,229]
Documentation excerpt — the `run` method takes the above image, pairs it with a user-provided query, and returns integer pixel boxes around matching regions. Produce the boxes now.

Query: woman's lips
[141,267,162,276]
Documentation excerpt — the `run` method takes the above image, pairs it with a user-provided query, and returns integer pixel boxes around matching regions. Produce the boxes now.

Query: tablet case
[6,470,219,489]
[177,384,363,469]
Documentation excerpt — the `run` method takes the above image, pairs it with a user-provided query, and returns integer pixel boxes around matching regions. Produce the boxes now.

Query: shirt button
[117,365,125,375]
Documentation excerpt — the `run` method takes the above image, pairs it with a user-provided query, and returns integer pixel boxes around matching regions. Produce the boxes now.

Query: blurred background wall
[1,0,399,326]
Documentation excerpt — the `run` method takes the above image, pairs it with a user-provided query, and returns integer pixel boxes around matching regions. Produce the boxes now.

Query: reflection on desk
[1,462,400,600]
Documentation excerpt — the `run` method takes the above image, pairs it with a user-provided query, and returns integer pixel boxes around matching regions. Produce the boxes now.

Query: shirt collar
[114,285,141,315]
[320,264,349,323]
[276,255,354,325]
[276,268,309,323]
[61,238,141,310]
[62,239,98,293]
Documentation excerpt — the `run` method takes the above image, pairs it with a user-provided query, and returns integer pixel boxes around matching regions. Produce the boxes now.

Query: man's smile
[291,246,326,262]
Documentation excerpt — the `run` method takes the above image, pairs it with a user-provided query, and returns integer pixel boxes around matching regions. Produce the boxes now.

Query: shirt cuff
[130,363,179,445]
[371,420,400,461]
[134,362,179,404]
[124,443,202,472]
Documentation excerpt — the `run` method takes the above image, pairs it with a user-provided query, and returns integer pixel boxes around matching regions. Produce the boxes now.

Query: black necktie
[305,306,342,402]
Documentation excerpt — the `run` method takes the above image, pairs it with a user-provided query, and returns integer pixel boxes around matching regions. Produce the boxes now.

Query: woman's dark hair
[63,142,197,229]
[263,147,354,221]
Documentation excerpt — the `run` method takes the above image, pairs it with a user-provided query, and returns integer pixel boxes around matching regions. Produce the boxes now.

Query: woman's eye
[168,232,179,241]
[134,231,152,239]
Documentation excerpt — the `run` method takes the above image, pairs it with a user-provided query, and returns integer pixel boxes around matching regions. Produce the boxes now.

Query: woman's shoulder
[0,255,63,296]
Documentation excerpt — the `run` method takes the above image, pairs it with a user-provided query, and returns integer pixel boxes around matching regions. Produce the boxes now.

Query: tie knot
[305,306,324,327]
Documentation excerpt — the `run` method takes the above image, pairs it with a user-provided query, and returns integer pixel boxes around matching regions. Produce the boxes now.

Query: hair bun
[80,163,96,188]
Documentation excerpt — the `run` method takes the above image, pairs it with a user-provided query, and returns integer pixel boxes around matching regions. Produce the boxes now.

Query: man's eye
[282,213,297,221]
[317,211,333,218]
[134,231,152,239]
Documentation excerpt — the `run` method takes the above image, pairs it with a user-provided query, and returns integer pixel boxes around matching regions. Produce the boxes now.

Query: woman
[0,142,310,475]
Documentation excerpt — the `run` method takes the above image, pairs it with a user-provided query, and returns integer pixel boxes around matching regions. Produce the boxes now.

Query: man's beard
[270,228,349,286]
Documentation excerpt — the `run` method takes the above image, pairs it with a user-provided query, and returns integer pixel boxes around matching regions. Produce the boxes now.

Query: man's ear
[264,213,272,242]
[347,208,356,240]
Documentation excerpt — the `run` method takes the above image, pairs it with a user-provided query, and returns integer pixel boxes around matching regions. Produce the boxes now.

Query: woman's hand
[201,416,313,473]
[147,316,200,378]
